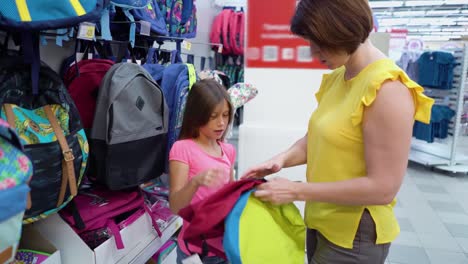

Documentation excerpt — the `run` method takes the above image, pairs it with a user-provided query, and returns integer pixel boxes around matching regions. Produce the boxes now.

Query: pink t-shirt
[169,139,236,256]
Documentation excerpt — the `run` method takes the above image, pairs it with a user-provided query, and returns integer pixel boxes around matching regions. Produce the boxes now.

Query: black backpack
[0,57,89,223]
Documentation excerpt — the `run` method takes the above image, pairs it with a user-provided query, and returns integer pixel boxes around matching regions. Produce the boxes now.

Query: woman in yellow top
[242,0,434,263]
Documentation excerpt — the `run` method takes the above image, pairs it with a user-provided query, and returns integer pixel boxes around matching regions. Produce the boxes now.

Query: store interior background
[31,0,468,263]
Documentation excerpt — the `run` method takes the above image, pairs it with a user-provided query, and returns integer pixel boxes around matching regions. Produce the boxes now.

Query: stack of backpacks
[0,0,198,258]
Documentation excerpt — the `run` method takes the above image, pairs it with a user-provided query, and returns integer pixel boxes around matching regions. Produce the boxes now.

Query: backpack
[210,9,234,55]
[60,188,161,250]
[0,118,33,264]
[158,0,197,38]
[90,62,169,190]
[0,58,89,224]
[229,12,244,56]
[160,62,197,171]
[100,0,151,46]
[178,179,265,259]
[0,0,107,30]
[224,190,306,264]
[132,0,169,36]
[63,58,115,130]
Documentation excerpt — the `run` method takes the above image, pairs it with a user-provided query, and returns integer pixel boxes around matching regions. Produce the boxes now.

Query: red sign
[246,0,327,69]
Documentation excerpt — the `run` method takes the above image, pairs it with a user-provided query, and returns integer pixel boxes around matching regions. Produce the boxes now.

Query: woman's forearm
[278,135,308,168]
[296,176,397,206]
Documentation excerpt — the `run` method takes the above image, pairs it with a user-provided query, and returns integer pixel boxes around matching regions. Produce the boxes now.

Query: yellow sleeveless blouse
[305,58,434,248]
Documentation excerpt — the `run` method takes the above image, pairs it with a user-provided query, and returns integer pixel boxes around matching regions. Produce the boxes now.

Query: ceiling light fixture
[369,1,404,8]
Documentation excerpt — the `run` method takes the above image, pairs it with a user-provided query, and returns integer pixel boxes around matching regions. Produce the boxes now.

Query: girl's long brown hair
[178,79,233,141]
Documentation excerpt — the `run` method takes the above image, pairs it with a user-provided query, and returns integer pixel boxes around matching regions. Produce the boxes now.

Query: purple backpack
[60,188,161,249]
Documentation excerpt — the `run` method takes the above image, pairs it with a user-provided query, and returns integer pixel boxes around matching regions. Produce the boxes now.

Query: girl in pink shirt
[169,79,235,264]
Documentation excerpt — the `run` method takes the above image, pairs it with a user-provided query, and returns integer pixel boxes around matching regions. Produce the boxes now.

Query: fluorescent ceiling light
[380,18,411,24]
[426,10,459,15]
[421,35,451,41]
[457,21,468,25]
[369,1,403,8]
[442,28,467,31]
[393,10,426,16]
[406,1,444,6]
[417,28,441,32]
[444,0,468,4]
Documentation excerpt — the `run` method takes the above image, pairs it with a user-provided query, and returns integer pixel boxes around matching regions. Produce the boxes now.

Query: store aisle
[385,163,468,264]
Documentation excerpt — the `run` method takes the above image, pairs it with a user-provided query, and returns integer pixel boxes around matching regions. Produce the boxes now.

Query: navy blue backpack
[160,55,197,171]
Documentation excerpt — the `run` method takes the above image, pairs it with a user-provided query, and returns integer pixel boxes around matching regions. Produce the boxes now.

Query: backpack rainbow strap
[224,190,306,264]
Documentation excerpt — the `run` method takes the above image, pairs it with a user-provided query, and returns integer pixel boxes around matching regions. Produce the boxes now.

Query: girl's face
[199,99,230,140]
[310,41,350,70]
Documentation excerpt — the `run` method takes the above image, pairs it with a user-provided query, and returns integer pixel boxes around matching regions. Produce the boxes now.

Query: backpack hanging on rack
[64,57,115,131]
[100,0,151,46]
[0,58,89,224]
[158,0,197,38]
[90,63,169,190]
[0,118,32,264]
[0,0,107,31]
[229,11,244,56]
[160,55,197,172]
[131,0,169,36]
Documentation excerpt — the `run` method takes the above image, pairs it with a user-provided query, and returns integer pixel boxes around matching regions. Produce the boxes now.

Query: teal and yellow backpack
[224,190,306,264]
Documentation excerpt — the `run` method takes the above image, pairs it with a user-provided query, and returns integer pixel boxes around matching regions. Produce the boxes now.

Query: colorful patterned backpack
[0,57,89,224]
[158,0,197,38]
[0,118,33,264]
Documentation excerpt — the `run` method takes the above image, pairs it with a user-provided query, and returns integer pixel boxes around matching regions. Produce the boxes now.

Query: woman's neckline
[343,58,391,83]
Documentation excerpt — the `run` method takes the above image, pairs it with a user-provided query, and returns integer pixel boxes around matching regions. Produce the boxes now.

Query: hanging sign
[246,0,327,69]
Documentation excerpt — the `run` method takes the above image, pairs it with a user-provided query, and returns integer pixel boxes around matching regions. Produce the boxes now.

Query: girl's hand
[192,168,224,188]
[241,156,284,179]
[254,177,300,205]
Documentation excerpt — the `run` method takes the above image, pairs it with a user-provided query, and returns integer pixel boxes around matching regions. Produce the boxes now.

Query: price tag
[77,22,95,40]
[182,254,203,264]
[139,21,151,36]
[218,45,223,53]
[182,40,192,51]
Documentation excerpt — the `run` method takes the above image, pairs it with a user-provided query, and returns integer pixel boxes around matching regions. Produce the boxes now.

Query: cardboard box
[19,225,61,264]
[34,213,182,264]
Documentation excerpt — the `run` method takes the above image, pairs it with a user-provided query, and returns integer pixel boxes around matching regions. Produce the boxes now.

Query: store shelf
[124,216,182,264]
[410,139,468,165]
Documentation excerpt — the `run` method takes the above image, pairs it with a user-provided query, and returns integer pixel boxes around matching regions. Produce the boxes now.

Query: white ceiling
[369,0,467,41]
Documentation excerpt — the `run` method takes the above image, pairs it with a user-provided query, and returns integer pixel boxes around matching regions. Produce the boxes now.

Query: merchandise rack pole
[449,44,468,166]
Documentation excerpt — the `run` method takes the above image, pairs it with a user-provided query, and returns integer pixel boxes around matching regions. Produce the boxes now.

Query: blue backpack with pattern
[160,57,197,172]
[158,0,197,38]
[0,118,32,264]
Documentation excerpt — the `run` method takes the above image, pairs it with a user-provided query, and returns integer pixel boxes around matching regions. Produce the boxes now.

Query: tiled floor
[385,162,468,264]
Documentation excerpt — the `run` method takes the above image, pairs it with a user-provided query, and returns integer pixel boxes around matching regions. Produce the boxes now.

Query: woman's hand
[254,177,300,205]
[192,168,224,188]
[241,156,284,179]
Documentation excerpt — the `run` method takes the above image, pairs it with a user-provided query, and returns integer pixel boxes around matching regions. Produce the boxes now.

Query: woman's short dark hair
[179,79,233,140]
[291,0,374,54]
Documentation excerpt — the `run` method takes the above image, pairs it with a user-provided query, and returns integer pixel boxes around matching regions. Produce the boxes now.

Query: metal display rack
[409,44,468,173]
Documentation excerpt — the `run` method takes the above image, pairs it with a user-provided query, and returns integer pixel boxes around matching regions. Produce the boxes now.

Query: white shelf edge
[124,216,183,264]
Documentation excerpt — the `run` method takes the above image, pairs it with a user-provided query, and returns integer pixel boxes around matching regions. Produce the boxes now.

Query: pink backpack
[210,9,235,55]
[60,188,161,250]
[63,59,115,129]
[229,12,244,55]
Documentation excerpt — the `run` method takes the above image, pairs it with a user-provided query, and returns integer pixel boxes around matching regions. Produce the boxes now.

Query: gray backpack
[90,63,169,190]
